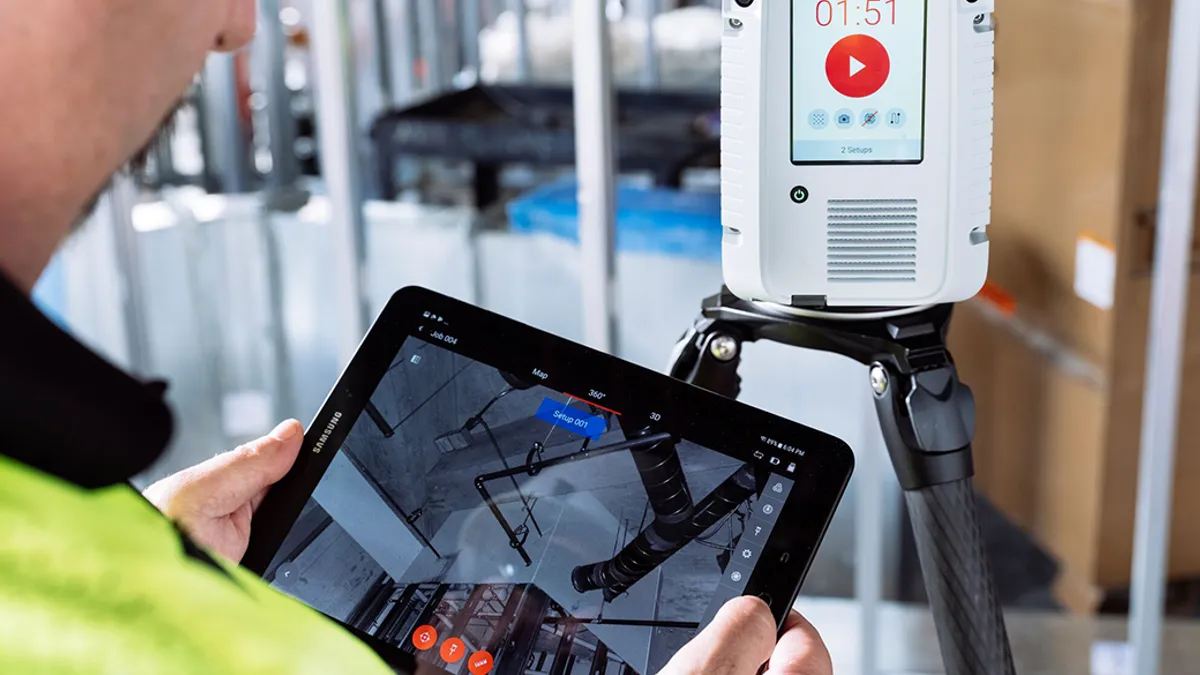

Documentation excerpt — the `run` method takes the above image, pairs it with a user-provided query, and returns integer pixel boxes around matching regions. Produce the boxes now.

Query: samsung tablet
[244,286,853,675]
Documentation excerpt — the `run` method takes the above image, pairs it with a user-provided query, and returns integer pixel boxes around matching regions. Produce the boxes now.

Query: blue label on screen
[534,398,607,440]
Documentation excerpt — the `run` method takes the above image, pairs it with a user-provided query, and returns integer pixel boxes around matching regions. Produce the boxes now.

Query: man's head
[0,0,257,293]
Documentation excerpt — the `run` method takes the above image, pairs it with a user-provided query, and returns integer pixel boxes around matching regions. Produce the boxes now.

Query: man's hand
[660,596,833,675]
[143,419,304,563]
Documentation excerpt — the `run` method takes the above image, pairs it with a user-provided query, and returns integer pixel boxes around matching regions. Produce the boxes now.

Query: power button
[790,186,809,204]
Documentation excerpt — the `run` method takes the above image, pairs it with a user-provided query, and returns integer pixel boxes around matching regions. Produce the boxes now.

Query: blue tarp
[506,179,722,262]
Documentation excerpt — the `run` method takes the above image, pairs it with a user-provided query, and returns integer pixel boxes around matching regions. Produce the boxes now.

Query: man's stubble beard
[74,101,185,231]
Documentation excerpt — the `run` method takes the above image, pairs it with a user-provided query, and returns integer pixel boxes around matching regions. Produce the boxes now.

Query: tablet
[244,286,853,675]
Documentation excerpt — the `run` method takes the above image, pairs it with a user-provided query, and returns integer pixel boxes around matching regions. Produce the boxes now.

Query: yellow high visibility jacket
[0,454,393,674]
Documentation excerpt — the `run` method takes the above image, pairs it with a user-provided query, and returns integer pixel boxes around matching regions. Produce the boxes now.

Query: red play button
[825,34,891,99]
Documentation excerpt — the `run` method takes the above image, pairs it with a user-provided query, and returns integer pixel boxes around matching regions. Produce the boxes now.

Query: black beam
[589,641,609,675]
[549,622,579,675]
[347,575,395,632]
[377,584,419,644]
[413,585,450,634]
[487,586,526,657]
[450,584,492,649]
[264,509,333,582]
[495,586,552,675]
[363,401,395,438]
[543,617,700,630]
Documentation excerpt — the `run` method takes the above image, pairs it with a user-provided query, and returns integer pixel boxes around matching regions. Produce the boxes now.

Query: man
[0,2,834,673]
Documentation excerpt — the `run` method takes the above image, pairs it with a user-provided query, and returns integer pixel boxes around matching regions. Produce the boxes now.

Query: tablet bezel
[244,286,854,649]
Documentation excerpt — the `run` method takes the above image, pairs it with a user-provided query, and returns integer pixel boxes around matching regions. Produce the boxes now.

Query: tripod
[667,289,1016,675]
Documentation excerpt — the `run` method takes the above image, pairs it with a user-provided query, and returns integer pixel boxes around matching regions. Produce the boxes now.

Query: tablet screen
[253,291,850,675]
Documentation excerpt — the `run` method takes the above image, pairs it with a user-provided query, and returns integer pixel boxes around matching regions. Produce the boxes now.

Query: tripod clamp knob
[869,362,976,491]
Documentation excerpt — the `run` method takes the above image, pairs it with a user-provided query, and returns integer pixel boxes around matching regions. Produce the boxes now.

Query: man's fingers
[172,419,303,517]
[661,596,777,675]
[765,610,833,675]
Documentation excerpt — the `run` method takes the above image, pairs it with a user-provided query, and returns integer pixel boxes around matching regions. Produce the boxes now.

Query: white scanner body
[720,0,996,307]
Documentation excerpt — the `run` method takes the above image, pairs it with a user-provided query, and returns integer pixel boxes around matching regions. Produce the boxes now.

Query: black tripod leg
[872,363,1015,675]
[905,478,1015,675]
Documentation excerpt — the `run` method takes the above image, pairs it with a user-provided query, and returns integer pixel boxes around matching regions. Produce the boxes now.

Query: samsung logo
[313,412,343,454]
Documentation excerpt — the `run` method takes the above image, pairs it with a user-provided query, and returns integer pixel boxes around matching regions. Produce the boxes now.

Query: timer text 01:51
[816,0,897,27]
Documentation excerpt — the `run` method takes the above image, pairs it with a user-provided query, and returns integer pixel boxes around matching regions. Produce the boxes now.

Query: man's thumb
[178,419,304,515]
[660,596,777,674]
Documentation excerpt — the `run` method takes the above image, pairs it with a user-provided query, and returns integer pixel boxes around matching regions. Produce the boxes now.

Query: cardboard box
[948,0,1200,612]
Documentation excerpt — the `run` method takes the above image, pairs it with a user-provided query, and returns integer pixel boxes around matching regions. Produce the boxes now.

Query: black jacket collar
[0,271,173,488]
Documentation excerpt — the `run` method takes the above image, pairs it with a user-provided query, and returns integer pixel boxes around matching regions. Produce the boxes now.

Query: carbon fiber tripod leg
[906,479,1016,675]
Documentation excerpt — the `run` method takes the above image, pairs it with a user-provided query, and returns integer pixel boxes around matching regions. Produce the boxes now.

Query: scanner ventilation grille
[827,199,918,283]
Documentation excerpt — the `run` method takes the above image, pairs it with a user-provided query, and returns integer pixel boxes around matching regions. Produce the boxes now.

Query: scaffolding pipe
[310,0,371,364]
[1128,0,1200,672]
[572,0,619,354]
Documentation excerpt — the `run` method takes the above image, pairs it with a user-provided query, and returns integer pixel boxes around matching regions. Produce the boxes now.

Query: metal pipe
[477,417,544,537]
[854,405,885,675]
[106,174,151,375]
[572,0,620,354]
[512,0,531,81]
[462,0,482,76]
[258,0,300,191]
[572,464,757,600]
[628,437,693,525]
[477,432,675,484]
[200,53,252,193]
[309,0,371,365]
[639,0,660,88]
[473,477,534,565]
[1129,0,1200,672]
[381,0,418,105]
[416,0,445,91]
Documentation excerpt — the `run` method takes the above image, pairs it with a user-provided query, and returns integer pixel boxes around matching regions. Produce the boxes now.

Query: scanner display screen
[790,0,928,164]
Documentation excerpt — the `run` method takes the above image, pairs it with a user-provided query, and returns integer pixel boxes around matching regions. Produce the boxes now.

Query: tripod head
[668,290,973,489]
[719,0,995,309]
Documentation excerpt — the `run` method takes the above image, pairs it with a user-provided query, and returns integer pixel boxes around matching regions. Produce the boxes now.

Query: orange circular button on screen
[440,637,466,663]
[467,650,495,675]
[411,625,437,651]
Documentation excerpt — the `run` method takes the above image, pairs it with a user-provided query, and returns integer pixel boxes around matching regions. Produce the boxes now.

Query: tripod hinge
[873,363,976,490]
